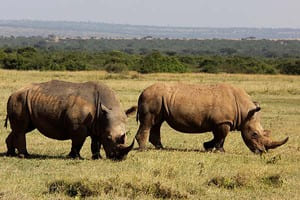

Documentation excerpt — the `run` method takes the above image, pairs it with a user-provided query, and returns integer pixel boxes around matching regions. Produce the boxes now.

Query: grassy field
[0,70,299,199]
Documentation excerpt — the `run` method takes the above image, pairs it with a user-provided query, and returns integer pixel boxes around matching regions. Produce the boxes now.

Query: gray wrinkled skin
[135,83,288,153]
[5,80,135,160]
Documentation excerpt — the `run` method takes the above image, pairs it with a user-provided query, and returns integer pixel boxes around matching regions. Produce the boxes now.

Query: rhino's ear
[125,106,137,117]
[253,101,260,108]
[247,106,261,119]
[100,103,111,114]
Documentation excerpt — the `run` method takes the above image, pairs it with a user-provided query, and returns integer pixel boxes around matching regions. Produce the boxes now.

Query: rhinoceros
[4,80,136,160]
[135,83,288,153]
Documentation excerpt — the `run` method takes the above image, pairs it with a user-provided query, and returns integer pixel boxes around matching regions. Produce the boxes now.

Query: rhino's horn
[265,137,289,150]
[119,139,135,157]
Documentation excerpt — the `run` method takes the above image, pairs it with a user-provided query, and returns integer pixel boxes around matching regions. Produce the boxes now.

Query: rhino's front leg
[213,123,230,152]
[68,127,87,159]
[149,122,164,149]
[91,135,102,159]
[203,139,215,152]
[204,123,230,152]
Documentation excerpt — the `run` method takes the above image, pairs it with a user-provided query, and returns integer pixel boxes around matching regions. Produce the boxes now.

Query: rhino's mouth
[251,147,266,154]
[248,137,289,154]
[105,139,135,160]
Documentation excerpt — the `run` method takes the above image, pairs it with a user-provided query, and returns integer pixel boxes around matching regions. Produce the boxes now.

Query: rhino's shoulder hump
[14,83,38,94]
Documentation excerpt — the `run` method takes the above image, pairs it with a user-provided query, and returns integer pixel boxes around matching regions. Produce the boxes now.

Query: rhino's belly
[164,100,214,133]
[33,118,70,140]
[36,126,70,140]
[165,116,211,134]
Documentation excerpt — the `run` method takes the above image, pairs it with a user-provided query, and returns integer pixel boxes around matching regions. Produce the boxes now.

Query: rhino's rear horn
[265,137,289,150]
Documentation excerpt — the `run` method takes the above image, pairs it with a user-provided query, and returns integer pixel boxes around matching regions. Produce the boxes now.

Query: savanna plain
[0,70,299,199]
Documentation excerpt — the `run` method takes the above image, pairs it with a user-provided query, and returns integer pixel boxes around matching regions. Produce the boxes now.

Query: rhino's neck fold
[233,93,242,131]
[92,91,102,136]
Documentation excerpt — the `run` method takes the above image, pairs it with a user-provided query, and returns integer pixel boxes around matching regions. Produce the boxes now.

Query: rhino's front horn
[265,137,289,150]
[119,139,135,157]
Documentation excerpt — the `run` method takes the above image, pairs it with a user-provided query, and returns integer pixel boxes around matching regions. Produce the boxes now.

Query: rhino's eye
[251,132,259,139]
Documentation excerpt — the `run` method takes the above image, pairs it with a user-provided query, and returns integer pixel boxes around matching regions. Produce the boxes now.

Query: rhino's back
[141,83,249,133]
[35,80,118,106]
[165,83,237,131]
[8,80,120,140]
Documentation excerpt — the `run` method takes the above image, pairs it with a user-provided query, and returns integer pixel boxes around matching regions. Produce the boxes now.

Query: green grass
[0,70,299,199]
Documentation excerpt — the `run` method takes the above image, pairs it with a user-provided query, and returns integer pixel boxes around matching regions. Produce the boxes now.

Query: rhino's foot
[18,153,29,158]
[214,148,225,153]
[154,144,164,149]
[137,146,148,151]
[68,152,83,159]
[203,142,214,152]
[6,150,17,157]
[204,148,214,152]
[92,153,102,160]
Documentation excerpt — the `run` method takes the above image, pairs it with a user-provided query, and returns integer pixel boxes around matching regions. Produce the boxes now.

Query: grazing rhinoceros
[135,83,288,153]
[4,80,136,160]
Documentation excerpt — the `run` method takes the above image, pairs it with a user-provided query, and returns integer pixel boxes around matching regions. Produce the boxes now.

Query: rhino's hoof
[92,153,102,160]
[18,153,29,158]
[203,142,214,152]
[137,147,147,151]
[214,148,225,153]
[68,152,83,159]
[6,150,17,157]
[155,145,164,149]
[205,148,213,152]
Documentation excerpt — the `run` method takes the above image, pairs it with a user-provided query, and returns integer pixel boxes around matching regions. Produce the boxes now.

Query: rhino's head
[100,104,136,160]
[241,104,288,154]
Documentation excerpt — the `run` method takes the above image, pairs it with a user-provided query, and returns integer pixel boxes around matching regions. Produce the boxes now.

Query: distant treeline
[1,47,300,74]
[1,36,300,58]
[0,37,299,74]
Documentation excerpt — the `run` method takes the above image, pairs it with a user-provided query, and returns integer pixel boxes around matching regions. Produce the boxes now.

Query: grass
[0,70,299,199]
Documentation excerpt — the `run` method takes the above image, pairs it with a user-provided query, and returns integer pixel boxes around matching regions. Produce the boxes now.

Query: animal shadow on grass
[133,147,206,153]
[0,152,70,160]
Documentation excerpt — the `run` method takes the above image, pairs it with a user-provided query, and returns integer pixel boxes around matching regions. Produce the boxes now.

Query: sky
[0,0,299,28]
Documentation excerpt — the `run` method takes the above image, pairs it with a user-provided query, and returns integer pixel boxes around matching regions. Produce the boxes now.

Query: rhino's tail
[136,108,139,124]
[4,115,8,128]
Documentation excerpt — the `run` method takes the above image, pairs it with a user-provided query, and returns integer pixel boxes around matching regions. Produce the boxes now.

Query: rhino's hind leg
[91,136,102,159]
[15,132,29,158]
[6,132,17,156]
[149,122,164,149]
[135,124,151,150]
[135,112,155,149]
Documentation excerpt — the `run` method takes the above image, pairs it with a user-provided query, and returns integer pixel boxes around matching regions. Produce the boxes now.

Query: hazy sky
[0,0,299,28]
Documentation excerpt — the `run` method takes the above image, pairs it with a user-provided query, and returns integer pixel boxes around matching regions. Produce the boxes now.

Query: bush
[277,60,300,75]
[198,56,278,74]
[138,51,187,73]
[105,63,128,73]
[64,60,87,71]
[0,46,298,74]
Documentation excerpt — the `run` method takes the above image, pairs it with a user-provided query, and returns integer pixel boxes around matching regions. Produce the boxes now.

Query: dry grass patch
[208,173,248,189]
[0,70,299,199]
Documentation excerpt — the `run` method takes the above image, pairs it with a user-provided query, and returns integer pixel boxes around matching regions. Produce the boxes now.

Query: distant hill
[1,20,300,39]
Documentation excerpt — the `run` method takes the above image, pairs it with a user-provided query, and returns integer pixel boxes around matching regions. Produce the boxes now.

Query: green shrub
[278,60,300,75]
[64,60,87,71]
[138,51,187,73]
[105,63,128,73]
